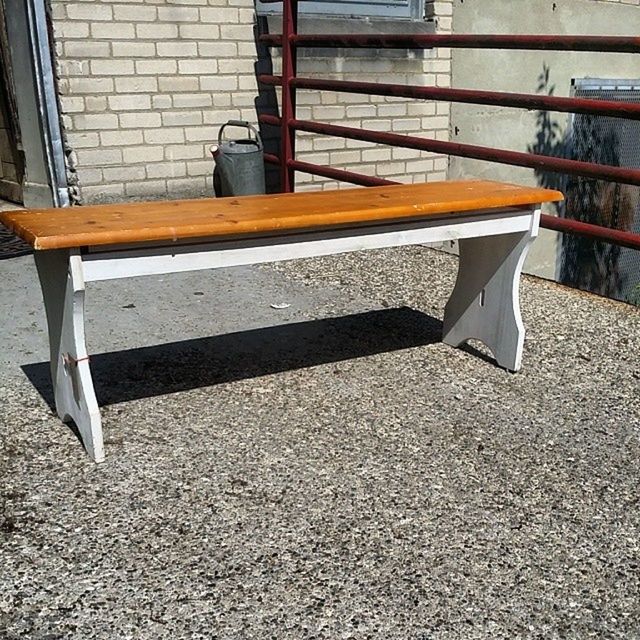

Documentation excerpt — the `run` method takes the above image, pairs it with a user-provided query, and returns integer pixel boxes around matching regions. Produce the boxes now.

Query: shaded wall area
[0,1,23,204]
[449,0,640,293]
[0,79,23,203]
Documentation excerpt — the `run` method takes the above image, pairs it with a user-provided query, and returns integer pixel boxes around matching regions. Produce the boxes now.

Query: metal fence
[257,0,640,252]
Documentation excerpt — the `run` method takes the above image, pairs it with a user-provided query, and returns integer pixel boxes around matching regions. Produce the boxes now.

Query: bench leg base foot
[35,250,104,463]
[442,229,535,372]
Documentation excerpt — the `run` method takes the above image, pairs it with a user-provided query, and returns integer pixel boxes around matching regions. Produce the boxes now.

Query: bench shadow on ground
[22,306,489,412]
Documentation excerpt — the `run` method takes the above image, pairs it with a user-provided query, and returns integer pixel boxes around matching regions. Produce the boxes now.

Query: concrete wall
[449,0,640,279]
[50,0,453,204]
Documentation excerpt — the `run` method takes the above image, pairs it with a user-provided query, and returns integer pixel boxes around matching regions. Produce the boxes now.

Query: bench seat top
[0,180,563,251]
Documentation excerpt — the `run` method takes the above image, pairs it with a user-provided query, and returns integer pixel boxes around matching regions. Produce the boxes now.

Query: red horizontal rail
[259,33,640,53]
[259,114,640,187]
[265,153,397,185]
[264,154,640,249]
[266,153,393,185]
[259,75,640,121]
[288,160,396,186]
[541,214,640,250]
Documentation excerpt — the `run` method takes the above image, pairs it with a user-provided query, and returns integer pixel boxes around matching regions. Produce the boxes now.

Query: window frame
[256,0,425,21]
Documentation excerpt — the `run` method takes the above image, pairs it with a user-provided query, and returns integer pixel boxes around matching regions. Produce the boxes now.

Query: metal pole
[259,116,640,188]
[259,75,640,121]
[540,214,640,251]
[288,160,396,186]
[26,0,69,207]
[259,33,640,53]
[265,149,640,249]
[279,0,297,192]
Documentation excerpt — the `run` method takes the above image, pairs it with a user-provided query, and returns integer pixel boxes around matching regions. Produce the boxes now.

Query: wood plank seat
[3,180,561,250]
[0,180,563,462]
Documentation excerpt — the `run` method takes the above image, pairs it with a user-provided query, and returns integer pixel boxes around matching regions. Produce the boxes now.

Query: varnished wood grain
[0,181,563,250]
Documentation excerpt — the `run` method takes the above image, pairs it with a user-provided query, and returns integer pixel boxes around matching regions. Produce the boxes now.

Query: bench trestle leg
[35,250,104,462]
[442,228,535,372]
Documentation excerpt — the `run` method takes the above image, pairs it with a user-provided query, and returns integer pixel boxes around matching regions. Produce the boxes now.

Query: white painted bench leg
[442,214,539,372]
[34,249,104,462]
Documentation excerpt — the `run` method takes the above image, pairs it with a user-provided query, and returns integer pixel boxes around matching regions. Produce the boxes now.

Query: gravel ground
[1,245,639,639]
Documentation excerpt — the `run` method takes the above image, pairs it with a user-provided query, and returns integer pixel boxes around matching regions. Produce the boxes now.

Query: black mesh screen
[562,82,640,305]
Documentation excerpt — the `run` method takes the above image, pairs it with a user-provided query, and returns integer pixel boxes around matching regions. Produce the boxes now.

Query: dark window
[256,0,424,20]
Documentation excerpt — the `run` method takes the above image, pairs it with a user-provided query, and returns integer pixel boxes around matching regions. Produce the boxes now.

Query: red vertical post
[280,0,298,192]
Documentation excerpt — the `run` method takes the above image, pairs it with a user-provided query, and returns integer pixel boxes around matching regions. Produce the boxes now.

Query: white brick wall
[292,0,452,192]
[51,0,453,203]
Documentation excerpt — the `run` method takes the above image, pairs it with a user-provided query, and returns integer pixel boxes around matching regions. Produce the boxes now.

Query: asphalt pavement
[1,243,638,639]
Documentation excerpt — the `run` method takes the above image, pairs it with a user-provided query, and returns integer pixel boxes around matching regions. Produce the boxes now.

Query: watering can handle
[218,120,263,149]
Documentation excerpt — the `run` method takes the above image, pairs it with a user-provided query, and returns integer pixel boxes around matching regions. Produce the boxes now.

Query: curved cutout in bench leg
[442,220,537,372]
[35,249,104,462]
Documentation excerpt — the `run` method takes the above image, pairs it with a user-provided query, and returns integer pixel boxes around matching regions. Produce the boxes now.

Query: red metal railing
[260,113,640,187]
[260,33,640,53]
[260,76,640,121]
[258,0,640,250]
[278,0,297,192]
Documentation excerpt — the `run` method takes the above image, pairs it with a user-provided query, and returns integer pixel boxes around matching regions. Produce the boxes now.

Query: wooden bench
[0,180,563,462]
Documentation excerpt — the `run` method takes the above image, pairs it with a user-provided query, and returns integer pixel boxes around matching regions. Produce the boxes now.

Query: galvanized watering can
[210,120,265,197]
